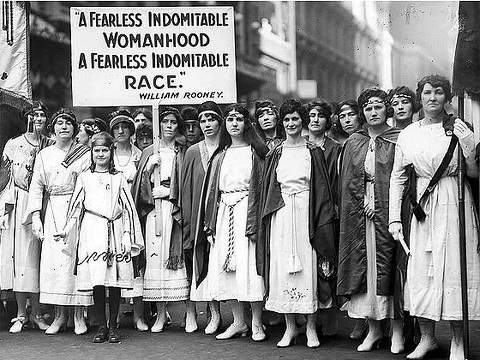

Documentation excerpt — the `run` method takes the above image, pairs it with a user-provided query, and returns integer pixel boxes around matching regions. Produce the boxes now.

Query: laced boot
[45,306,67,335]
[406,318,439,360]
[277,314,299,348]
[449,321,465,360]
[74,306,88,335]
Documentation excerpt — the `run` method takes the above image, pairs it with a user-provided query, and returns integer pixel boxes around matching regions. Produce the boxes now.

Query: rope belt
[85,209,122,267]
[220,188,249,273]
[282,188,309,274]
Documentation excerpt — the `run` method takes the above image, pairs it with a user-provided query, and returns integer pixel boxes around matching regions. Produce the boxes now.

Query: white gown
[0,135,41,292]
[27,145,93,306]
[115,145,144,298]
[203,146,264,302]
[265,144,318,314]
[68,172,143,290]
[390,121,480,321]
[143,148,189,302]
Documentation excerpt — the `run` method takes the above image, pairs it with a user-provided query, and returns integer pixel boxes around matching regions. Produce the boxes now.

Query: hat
[21,100,50,122]
[135,121,153,138]
[107,109,135,136]
[50,108,79,136]
[197,101,222,120]
[181,107,198,121]
[81,117,108,136]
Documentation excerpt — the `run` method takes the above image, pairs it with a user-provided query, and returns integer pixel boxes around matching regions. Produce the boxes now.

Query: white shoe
[9,316,27,334]
[251,323,266,342]
[205,317,222,335]
[134,318,148,332]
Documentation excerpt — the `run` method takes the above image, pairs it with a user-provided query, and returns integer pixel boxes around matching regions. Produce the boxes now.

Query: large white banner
[0,1,31,103]
[70,7,236,107]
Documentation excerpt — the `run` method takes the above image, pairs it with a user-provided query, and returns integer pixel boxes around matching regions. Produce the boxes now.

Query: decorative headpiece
[91,131,115,148]
[197,101,222,120]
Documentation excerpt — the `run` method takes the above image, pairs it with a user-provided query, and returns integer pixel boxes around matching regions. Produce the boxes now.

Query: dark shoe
[108,327,121,343]
[93,326,109,343]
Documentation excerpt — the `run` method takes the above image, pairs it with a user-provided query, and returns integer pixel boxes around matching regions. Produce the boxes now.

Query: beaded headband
[198,110,221,119]
[362,98,387,108]
[391,94,414,102]
[52,112,75,124]
[160,108,180,119]
[226,110,244,119]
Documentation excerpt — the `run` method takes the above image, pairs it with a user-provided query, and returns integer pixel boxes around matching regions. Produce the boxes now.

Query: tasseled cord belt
[85,209,122,267]
[283,188,309,274]
[220,188,249,273]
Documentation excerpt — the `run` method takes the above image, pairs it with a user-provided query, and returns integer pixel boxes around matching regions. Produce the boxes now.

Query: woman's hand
[32,215,44,241]
[53,230,67,242]
[364,203,375,220]
[152,185,169,199]
[0,215,7,230]
[454,118,476,158]
[122,232,132,254]
[389,221,404,242]
[146,154,161,172]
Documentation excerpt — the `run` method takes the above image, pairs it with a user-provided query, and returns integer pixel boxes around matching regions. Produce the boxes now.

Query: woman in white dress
[389,74,480,360]
[26,108,93,335]
[56,132,144,343]
[108,109,146,331]
[0,101,52,333]
[260,98,337,348]
[198,104,268,342]
[131,106,189,333]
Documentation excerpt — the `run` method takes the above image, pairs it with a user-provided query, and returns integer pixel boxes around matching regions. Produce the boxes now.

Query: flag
[0,1,31,109]
[452,1,480,100]
[453,2,480,139]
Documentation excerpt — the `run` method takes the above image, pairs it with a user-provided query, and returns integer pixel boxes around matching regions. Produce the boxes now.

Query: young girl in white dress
[55,132,144,343]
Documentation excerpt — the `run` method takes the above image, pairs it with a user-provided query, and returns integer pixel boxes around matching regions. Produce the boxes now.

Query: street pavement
[0,302,479,360]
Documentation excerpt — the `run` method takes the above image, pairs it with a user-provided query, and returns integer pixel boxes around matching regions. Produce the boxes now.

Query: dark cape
[258,143,338,303]
[194,146,264,286]
[337,127,400,297]
[179,142,214,280]
[394,165,415,318]
[131,141,186,272]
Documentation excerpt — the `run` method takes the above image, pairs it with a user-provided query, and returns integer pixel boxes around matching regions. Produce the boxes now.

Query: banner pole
[152,102,162,236]
[457,94,470,360]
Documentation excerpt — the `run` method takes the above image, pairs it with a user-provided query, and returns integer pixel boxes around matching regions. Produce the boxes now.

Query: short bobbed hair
[279,98,309,128]
[357,87,391,123]
[387,86,421,113]
[50,108,79,136]
[132,107,152,122]
[306,99,333,130]
[416,74,452,106]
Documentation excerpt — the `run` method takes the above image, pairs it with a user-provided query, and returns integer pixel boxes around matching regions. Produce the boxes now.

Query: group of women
[0,74,479,360]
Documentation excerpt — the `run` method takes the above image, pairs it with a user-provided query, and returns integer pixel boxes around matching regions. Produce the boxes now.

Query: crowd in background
[0,73,479,360]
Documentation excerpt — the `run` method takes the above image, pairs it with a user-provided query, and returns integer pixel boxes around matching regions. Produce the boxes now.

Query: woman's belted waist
[45,187,74,197]
[84,209,122,222]
[281,188,309,196]
[220,188,249,194]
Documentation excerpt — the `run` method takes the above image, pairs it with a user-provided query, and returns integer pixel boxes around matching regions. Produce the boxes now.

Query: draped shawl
[257,143,338,301]
[195,146,264,286]
[337,127,400,297]
[130,142,185,270]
